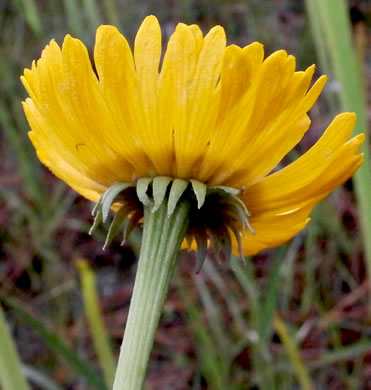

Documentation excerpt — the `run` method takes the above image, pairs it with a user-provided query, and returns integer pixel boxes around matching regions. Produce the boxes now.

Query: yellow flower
[21,15,364,256]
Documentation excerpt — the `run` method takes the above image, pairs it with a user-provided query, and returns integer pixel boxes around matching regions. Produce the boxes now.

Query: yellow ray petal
[248,52,297,131]
[183,26,226,163]
[166,23,226,178]
[189,24,204,54]
[69,183,102,204]
[24,97,119,188]
[220,43,264,115]
[279,65,316,109]
[23,37,138,188]
[208,72,327,186]
[162,23,198,178]
[243,113,364,214]
[227,70,325,186]
[232,203,314,256]
[134,16,174,174]
[225,113,311,187]
[94,25,154,176]
[196,42,264,181]
[134,16,161,99]
[60,35,136,180]
[29,131,106,195]
[200,50,296,184]
[21,66,40,104]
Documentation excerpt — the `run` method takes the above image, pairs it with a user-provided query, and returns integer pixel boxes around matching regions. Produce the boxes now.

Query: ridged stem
[112,198,190,390]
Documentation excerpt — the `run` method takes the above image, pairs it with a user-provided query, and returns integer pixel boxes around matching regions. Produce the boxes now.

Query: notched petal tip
[334,112,357,128]
[142,14,160,24]
[317,74,328,86]
[22,99,36,117]
[265,49,288,63]
[20,74,28,88]
[206,24,226,41]
[174,22,191,33]
[340,133,365,154]
[96,24,120,37]
[22,66,33,79]
[27,130,36,141]
[301,74,327,111]
[287,54,296,69]
[135,14,162,65]
[189,24,203,38]
[136,15,161,44]
[247,41,264,50]
[62,34,73,46]
[137,14,161,36]
[48,39,59,50]
[352,133,365,146]
[62,34,87,55]
[40,39,57,57]
[226,44,241,53]
[307,63,316,71]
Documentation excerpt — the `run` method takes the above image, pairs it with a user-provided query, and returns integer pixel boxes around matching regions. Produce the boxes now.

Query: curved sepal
[102,183,132,222]
[191,179,207,209]
[152,176,172,212]
[136,178,153,206]
[167,179,188,216]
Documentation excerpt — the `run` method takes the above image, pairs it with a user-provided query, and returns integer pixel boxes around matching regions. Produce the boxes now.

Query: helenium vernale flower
[21,15,364,390]
[21,16,363,258]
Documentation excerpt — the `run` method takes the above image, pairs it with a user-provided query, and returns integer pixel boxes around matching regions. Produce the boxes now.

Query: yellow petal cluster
[21,15,364,255]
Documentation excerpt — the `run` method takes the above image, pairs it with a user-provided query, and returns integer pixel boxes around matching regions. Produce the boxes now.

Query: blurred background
[0,0,370,389]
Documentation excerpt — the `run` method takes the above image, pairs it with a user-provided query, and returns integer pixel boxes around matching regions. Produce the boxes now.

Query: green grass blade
[258,246,286,342]
[195,275,228,351]
[204,261,248,334]
[0,101,43,205]
[102,0,121,28]
[274,315,313,390]
[78,260,116,388]
[309,339,371,369]
[22,365,63,390]
[13,0,43,37]
[177,274,232,390]
[304,0,339,112]
[0,304,31,390]
[305,0,371,270]
[82,0,102,33]
[63,0,85,38]
[3,299,108,390]
[231,257,259,309]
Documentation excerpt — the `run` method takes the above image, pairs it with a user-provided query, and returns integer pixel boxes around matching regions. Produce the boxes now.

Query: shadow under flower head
[21,15,364,257]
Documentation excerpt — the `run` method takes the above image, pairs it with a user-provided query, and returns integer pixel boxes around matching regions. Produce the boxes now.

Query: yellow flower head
[21,15,364,257]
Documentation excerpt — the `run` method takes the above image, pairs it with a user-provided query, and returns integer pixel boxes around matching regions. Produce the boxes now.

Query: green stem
[112,198,190,390]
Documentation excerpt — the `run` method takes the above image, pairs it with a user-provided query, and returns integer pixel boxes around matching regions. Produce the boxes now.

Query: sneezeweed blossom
[22,15,363,390]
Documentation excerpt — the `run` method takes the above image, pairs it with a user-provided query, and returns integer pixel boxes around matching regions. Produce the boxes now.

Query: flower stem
[112,198,190,390]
